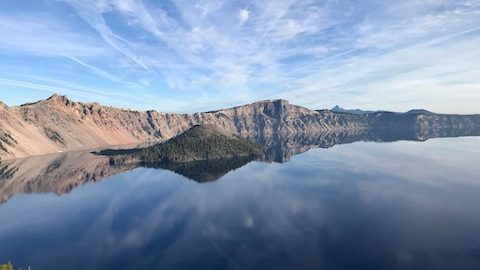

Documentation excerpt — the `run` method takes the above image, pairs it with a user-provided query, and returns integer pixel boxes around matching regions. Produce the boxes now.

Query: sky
[0,0,479,113]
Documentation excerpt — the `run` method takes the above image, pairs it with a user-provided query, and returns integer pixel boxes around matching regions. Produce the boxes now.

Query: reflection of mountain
[1,126,480,203]
[0,151,255,204]
[259,121,480,162]
[0,152,134,204]
[140,156,255,182]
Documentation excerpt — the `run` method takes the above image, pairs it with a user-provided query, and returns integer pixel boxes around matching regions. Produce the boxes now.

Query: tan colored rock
[0,95,363,160]
[1,94,478,160]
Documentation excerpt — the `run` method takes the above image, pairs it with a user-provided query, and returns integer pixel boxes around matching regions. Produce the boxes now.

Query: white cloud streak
[0,0,479,113]
[0,15,104,57]
[0,77,188,111]
[239,9,249,24]
[56,0,150,70]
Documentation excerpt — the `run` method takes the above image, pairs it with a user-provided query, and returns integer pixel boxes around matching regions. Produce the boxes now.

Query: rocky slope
[0,94,365,160]
[0,94,479,160]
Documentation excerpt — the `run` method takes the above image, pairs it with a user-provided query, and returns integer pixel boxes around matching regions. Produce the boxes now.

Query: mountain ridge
[1,94,479,160]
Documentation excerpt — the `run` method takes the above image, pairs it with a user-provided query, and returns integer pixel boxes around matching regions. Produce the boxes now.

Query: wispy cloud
[239,9,250,25]
[0,14,104,57]
[56,0,150,70]
[0,77,188,111]
[65,56,124,83]
[0,0,479,113]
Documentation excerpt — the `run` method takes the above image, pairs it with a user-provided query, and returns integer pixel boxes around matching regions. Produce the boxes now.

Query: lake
[1,136,480,270]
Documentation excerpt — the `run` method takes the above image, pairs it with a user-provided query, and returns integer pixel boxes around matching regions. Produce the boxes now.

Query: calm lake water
[1,137,480,270]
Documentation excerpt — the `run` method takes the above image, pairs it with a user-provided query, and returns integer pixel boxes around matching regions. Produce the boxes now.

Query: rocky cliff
[0,94,479,160]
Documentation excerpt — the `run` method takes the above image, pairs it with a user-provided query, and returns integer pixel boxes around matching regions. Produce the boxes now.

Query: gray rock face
[0,95,479,160]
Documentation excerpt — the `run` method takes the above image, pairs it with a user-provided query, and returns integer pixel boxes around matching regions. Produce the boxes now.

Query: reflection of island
[0,151,255,204]
[141,156,255,183]
[1,126,479,204]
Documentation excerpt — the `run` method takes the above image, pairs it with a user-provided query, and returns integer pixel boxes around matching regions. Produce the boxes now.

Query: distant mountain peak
[252,99,289,106]
[273,98,289,104]
[331,105,374,115]
[47,93,69,102]
[45,94,73,107]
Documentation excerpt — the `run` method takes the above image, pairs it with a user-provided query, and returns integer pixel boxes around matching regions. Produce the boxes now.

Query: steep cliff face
[0,96,365,160]
[0,94,479,160]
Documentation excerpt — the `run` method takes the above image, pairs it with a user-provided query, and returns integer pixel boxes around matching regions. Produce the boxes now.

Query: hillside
[108,124,264,164]
[0,94,479,160]
[0,94,367,160]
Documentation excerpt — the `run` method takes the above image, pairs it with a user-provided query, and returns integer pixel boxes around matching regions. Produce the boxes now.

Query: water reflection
[0,151,135,204]
[142,156,255,182]
[0,137,479,270]
[1,128,479,203]
[256,125,480,162]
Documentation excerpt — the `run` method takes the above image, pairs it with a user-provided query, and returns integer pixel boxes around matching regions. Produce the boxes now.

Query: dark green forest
[109,125,263,164]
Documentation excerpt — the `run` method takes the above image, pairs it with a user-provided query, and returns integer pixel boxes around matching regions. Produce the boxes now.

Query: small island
[104,124,264,165]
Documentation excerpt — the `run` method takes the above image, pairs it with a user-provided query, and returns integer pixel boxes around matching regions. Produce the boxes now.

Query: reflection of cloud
[1,138,480,269]
[243,214,254,228]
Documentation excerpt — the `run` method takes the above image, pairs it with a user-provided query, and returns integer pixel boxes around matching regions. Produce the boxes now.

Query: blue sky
[0,0,479,113]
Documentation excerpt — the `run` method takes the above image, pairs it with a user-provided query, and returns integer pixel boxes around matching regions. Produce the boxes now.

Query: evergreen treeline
[110,125,263,164]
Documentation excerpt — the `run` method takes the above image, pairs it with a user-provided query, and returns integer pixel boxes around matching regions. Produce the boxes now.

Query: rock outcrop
[0,94,479,160]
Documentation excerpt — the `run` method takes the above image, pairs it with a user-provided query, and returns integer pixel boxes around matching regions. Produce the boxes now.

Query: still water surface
[0,137,480,270]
